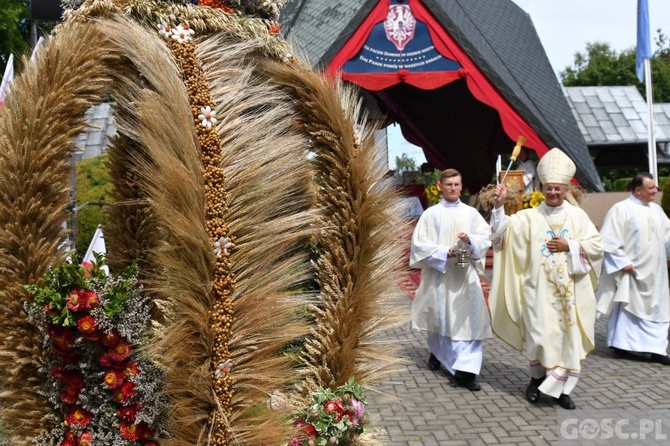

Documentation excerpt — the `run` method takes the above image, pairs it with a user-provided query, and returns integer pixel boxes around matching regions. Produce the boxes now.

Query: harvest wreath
[0,0,406,444]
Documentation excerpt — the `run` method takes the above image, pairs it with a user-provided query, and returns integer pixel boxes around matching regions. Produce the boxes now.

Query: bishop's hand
[546,237,569,253]
[493,184,507,209]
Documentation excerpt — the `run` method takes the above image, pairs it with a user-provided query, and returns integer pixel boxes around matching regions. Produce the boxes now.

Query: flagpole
[644,58,657,181]
[637,0,656,180]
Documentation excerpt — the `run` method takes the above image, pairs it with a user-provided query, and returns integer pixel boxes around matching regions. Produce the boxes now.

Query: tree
[0,0,30,71]
[0,0,58,74]
[652,30,670,103]
[560,29,670,102]
[394,153,419,185]
[394,153,417,174]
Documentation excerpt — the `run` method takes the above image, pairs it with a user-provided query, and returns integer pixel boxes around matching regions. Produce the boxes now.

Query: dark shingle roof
[281,0,603,190]
[282,0,377,68]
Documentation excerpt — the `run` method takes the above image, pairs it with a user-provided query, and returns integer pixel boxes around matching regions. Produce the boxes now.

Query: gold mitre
[537,148,576,185]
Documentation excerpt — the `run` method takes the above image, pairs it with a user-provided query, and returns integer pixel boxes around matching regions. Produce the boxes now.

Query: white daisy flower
[198,106,218,129]
[171,24,195,43]
[157,23,173,37]
[214,236,231,256]
[215,360,232,379]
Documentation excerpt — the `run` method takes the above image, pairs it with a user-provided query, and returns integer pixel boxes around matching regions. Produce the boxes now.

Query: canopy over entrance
[282,0,603,191]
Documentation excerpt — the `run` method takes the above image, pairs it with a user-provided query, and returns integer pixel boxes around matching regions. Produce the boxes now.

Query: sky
[387,0,670,169]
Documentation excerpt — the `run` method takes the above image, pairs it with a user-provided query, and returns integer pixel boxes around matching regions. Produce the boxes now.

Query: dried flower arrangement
[63,0,288,21]
[24,256,168,445]
[288,378,368,446]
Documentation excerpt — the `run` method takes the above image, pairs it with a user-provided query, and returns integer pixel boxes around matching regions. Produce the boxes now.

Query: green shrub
[662,177,670,218]
[76,155,113,254]
[611,177,631,191]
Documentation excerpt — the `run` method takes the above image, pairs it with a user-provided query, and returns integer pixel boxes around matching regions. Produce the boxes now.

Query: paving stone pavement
[366,289,670,445]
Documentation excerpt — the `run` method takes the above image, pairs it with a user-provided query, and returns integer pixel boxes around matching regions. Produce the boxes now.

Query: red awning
[325,0,551,160]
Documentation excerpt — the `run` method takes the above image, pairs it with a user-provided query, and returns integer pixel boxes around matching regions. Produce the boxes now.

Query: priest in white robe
[596,172,670,365]
[489,148,602,410]
[410,169,492,391]
[517,148,539,194]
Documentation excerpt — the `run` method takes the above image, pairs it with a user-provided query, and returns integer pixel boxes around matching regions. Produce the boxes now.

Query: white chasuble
[596,196,670,322]
[489,202,602,370]
[410,200,492,341]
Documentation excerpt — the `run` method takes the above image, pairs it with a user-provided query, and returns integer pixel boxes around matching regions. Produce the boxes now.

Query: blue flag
[636,0,651,82]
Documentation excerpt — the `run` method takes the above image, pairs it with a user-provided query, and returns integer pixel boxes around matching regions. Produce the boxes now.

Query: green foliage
[24,253,125,327]
[290,377,367,445]
[662,177,670,218]
[394,153,417,174]
[612,178,631,192]
[600,172,632,192]
[417,168,441,186]
[394,153,419,185]
[561,43,637,89]
[0,1,58,73]
[600,167,669,192]
[652,30,670,103]
[101,261,140,319]
[561,30,670,102]
[76,155,113,254]
[0,0,29,70]
[24,254,89,326]
[601,168,634,192]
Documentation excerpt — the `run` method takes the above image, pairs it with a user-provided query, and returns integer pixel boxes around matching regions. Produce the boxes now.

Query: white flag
[0,38,45,108]
[30,37,45,64]
[495,155,502,183]
[82,225,108,274]
[0,54,15,108]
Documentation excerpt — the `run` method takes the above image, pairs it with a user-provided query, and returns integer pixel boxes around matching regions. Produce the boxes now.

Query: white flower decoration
[198,106,218,129]
[214,236,231,256]
[171,24,195,43]
[157,23,173,37]
[215,360,232,379]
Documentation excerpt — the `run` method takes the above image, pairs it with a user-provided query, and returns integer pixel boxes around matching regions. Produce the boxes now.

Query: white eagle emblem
[384,4,417,51]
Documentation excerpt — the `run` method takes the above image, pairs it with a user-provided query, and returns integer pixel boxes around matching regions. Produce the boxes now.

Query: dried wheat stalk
[0,22,121,443]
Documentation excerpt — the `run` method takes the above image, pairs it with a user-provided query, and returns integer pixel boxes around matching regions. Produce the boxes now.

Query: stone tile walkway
[366,291,670,445]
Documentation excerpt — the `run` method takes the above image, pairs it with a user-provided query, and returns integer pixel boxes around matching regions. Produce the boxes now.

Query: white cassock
[489,202,602,397]
[596,196,670,355]
[410,199,492,375]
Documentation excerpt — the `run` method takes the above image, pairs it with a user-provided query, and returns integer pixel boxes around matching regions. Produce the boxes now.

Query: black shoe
[428,353,441,371]
[454,371,481,391]
[464,377,481,391]
[650,353,670,365]
[525,377,544,403]
[612,347,635,359]
[557,393,576,410]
